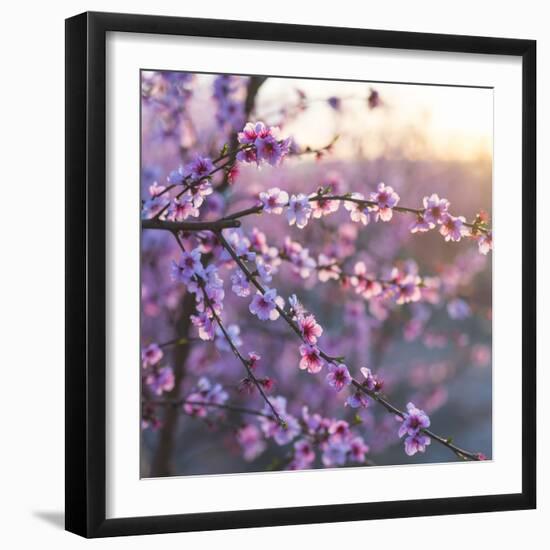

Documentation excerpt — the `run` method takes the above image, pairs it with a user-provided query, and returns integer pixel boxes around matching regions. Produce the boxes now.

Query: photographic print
[140,70,493,478]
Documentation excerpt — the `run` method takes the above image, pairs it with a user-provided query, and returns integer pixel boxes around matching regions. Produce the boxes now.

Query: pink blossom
[287,194,312,228]
[420,276,441,304]
[351,261,383,299]
[404,433,431,456]
[248,351,261,370]
[299,344,324,373]
[236,424,266,462]
[224,228,253,259]
[471,344,491,368]
[310,194,340,218]
[182,392,209,418]
[236,148,257,164]
[395,274,422,305]
[190,312,215,340]
[288,294,306,319]
[360,367,383,392]
[293,439,316,468]
[410,213,431,233]
[321,440,350,466]
[146,366,175,396]
[349,436,370,462]
[249,227,269,253]
[317,254,342,282]
[299,314,323,344]
[423,194,450,226]
[326,363,352,392]
[149,181,166,196]
[283,238,316,278]
[249,289,284,321]
[440,214,468,242]
[256,261,274,283]
[186,155,214,180]
[238,122,291,166]
[259,187,289,214]
[167,165,186,184]
[183,377,228,417]
[477,232,493,255]
[188,179,213,207]
[231,269,251,297]
[259,396,300,445]
[328,419,350,441]
[370,182,400,221]
[255,134,286,166]
[301,406,325,432]
[398,402,431,438]
[346,391,369,409]
[141,343,163,367]
[167,194,199,221]
[293,248,317,279]
[238,121,269,144]
[141,195,169,219]
[344,193,372,225]
[171,247,204,283]
[189,265,225,314]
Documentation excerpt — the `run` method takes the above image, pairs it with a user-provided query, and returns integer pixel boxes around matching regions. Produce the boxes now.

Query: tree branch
[142,218,241,232]
[218,229,482,461]
[220,193,491,234]
[145,398,276,420]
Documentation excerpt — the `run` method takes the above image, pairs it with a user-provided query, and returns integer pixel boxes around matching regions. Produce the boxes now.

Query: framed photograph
[65,11,536,537]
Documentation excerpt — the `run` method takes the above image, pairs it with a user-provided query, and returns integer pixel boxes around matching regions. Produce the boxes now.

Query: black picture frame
[65,11,536,538]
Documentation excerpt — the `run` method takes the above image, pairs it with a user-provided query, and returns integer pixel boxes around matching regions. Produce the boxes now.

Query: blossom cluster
[223,229,286,322]
[237,122,292,167]
[170,247,225,341]
[290,407,370,469]
[234,399,370,469]
[183,377,229,418]
[158,203,480,462]
[238,396,370,469]
[141,343,175,397]
[140,95,492,469]
[141,153,216,221]
[346,367,384,409]
[228,216,431,314]
[397,402,432,456]
[411,194,492,254]
[237,352,275,395]
[255,180,491,257]
[141,181,170,219]
[345,183,400,224]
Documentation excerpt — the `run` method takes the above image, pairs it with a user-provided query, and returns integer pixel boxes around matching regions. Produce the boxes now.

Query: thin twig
[198,278,285,427]
[350,381,480,461]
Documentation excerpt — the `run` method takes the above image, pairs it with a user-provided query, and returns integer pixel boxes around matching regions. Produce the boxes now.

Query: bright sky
[255,77,493,162]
